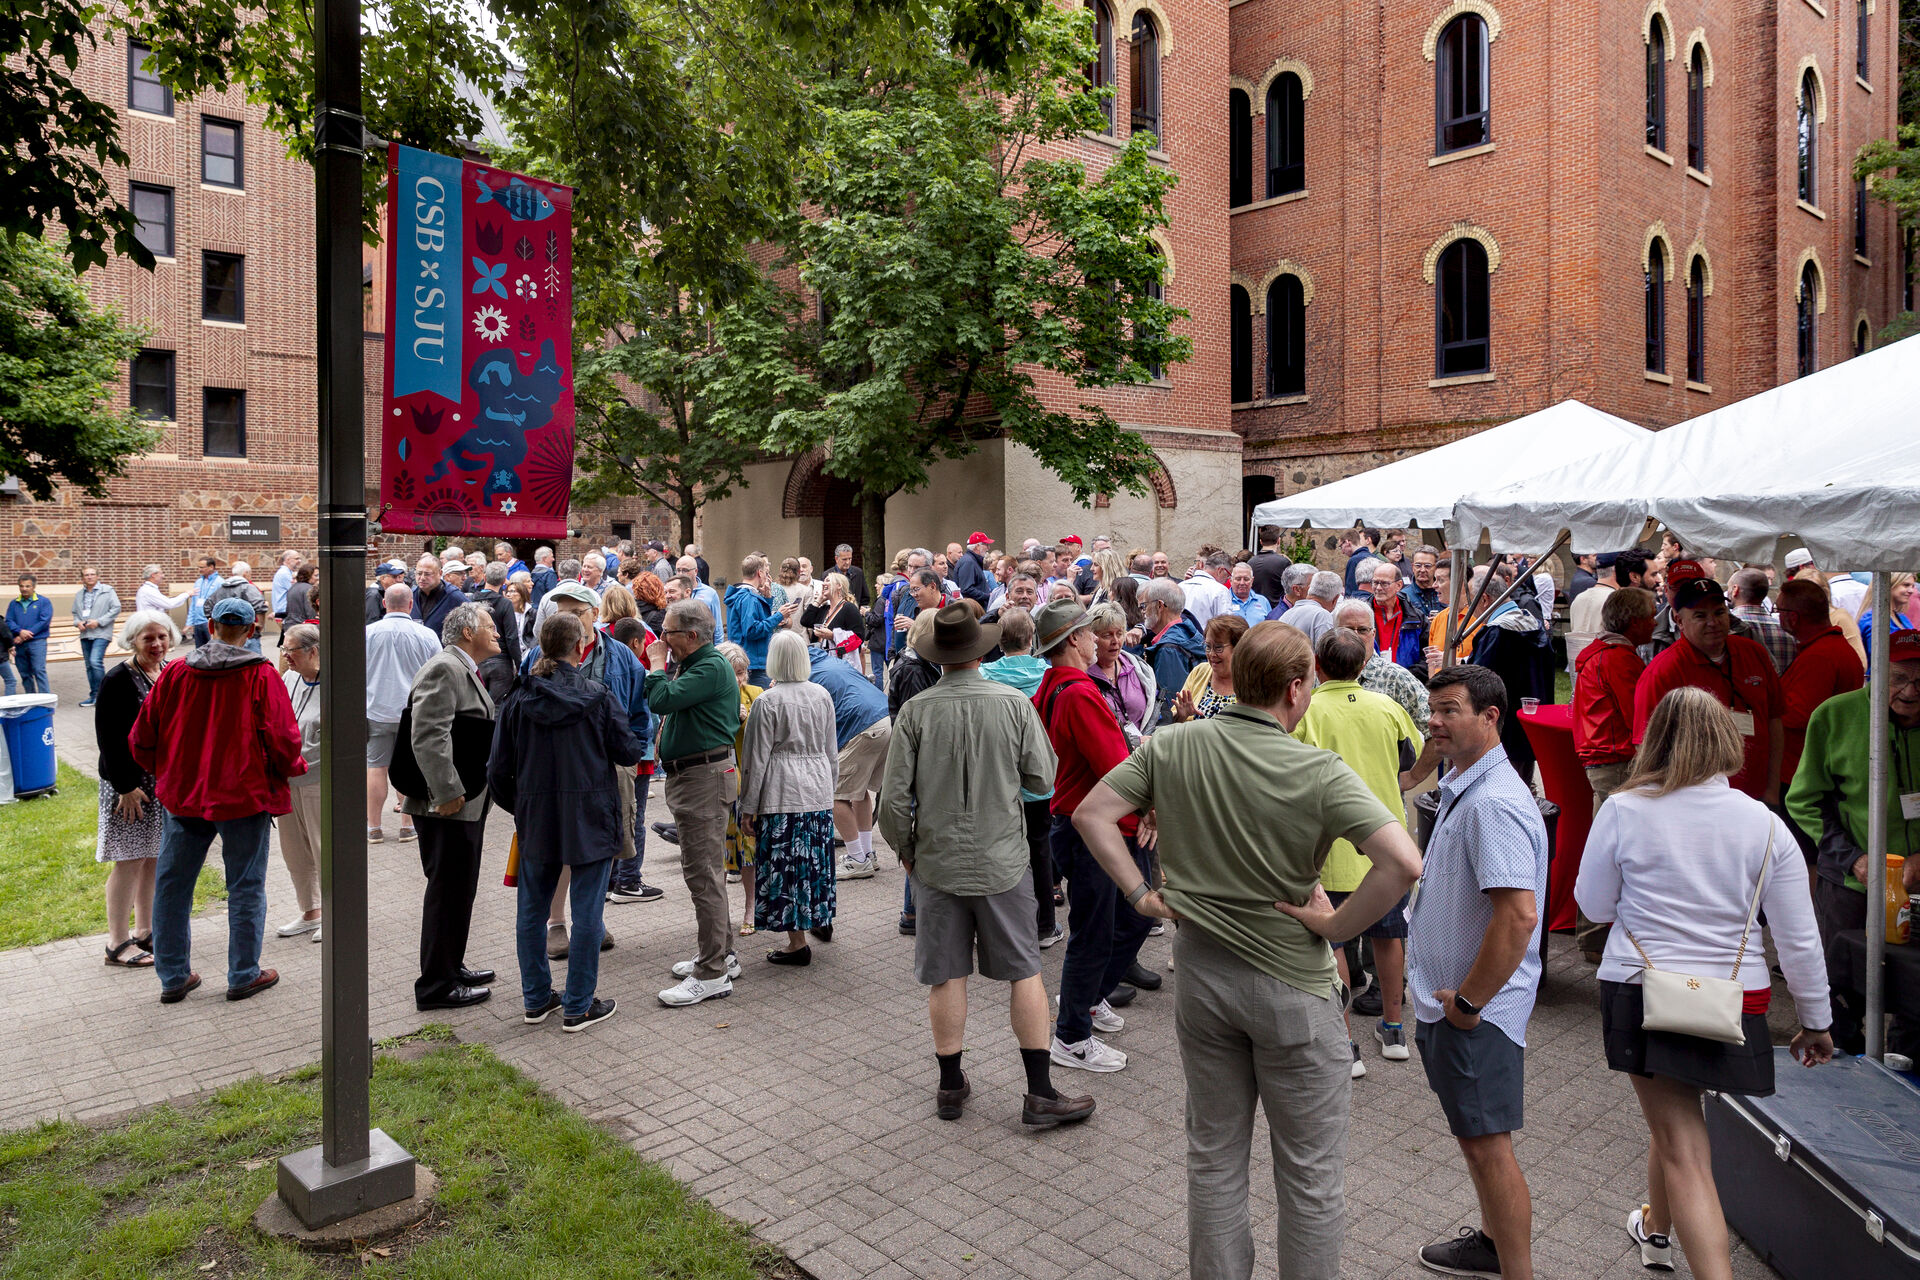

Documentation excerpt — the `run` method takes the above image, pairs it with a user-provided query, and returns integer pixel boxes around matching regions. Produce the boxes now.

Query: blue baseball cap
[210,597,256,625]
[376,559,408,577]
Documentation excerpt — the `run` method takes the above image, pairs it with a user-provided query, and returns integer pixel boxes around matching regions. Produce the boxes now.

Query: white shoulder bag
[1621,824,1773,1046]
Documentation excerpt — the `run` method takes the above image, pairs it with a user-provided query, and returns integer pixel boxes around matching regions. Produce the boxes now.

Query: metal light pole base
[276,1128,417,1229]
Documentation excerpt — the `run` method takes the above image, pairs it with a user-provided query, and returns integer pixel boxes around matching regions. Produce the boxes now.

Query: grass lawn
[0,763,224,950]
[0,1030,795,1279]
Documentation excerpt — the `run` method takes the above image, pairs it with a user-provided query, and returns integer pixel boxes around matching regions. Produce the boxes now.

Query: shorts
[835,719,892,802]
[1325,890,1411,939]
[1599,979,1775,1096]
[367,720,401,768]
[1416,1017,1526,1138]
[911,869,1043,987]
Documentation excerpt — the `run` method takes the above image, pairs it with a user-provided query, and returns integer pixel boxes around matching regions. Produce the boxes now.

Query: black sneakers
[563,997,617,1033]
[1419,1227,1500,1277]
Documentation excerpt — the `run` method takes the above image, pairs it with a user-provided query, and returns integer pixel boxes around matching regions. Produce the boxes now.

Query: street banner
[379,143,576,539]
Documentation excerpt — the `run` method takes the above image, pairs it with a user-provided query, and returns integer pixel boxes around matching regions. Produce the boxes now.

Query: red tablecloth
[1517,703,1589,932]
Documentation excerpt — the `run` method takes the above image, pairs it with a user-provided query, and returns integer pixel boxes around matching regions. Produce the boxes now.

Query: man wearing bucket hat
[1032,598,1152,1074]
[877,603,1094,1128]
[1634,559,1785,803]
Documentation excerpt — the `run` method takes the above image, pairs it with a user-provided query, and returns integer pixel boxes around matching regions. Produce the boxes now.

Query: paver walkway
[3,658,1786,1278]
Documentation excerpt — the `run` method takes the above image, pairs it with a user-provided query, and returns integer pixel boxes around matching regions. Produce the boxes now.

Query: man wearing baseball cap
[951,532,994,609]
[365,560,410,625]
[1633,560,1786,803]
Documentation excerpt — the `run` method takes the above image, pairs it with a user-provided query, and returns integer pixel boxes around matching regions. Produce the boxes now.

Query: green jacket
[643,644,739,761]
[1785,686,1920,889]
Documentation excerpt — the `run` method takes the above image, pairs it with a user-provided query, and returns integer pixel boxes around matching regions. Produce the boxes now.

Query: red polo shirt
[1779,626,1865,786]
[1634,634,1784,798]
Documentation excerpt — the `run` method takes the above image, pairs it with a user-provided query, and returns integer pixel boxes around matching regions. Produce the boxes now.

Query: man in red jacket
[1633,560,1785,803]
[1570,586,1657,962]
[1777,577,1865,810]
[1031,599,1149,1075]
[132,597,306,1004]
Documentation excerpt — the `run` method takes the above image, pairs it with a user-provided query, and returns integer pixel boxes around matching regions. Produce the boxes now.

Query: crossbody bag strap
[1728,821,1775,983]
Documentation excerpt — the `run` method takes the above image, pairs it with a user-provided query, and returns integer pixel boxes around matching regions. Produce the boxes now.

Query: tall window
[1687,45,1707,170]
[127,40,171,115]
[1230,285,1252,401]
[202,117,242,188]
[203,252,245,323]
[1266,275,1305,396]
[1435,15,1489,154]
[1229,89,1252,207]
[1266,73,1304,197]
[131,350,175,421]
[1858,0,1870,79]
[1435,239,1491,376]
[1645,240,1667,373]
[1686,256,1706,383]
[1797,71,1818,205]
[1855,176,1869,257]
[131,183,173,258]
[1129,13,1160,141]
[1140,249,1165,380]
[203,389,246,457]
[1855,318,1871,356]
[1796,262,1819,377]
[1087,0,1114,133]
[1645,18,1667,151]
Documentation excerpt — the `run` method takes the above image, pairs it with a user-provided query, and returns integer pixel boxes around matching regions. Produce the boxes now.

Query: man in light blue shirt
[365,583,442,844]
[679,555,726,643]
[808,643,892,876]
[270,550,301,619]
[1226,561,1271,626]
[186,556,222,647]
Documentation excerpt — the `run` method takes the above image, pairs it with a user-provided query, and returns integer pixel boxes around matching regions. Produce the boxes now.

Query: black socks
[937,1051,965,1091]
[1020,1048,1057,1100]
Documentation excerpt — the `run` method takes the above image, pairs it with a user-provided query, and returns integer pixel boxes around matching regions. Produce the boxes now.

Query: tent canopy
[1249,400,1649,533]
[1449,335,1920,572]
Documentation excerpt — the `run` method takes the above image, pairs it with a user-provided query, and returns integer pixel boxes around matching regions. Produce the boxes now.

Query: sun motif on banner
[472,306,509,343]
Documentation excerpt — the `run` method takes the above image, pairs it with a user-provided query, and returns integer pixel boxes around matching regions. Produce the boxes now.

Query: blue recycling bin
[0,693,58,798]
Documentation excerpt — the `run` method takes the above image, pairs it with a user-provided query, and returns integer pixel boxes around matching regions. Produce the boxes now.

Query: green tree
[734,2,1189,572]
[0,234,159,499]
[1854,0,1920,341]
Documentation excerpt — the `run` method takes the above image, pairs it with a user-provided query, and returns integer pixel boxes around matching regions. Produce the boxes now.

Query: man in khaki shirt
[877,604,1092,1130]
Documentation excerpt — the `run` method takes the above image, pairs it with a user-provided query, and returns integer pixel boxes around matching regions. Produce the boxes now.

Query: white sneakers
[671,953,742,981]
[1051,1035,1128,1072]
[1627,1206,1675,1271]
[1090,1000,1125,1034]
[836,856,876,880]
[276,916,320,938]
[658,974,733,1006]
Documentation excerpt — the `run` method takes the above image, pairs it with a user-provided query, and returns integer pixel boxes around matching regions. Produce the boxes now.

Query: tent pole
[1866,573,1889,1061]
[1452,532,1573,653]
[1443,549,1469,669]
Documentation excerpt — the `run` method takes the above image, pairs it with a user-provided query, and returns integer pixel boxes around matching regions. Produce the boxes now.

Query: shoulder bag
[1622,823,1773,1045]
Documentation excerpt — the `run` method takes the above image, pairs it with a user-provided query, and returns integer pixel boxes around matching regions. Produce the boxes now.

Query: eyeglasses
[1204,644,1234,656]
[662,628,696,638]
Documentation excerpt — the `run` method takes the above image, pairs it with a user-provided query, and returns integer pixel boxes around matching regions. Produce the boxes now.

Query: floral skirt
[752,810,837,933]
[96,773,164,863]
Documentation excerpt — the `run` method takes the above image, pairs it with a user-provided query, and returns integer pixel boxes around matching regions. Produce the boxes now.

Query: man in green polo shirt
[1072,621,1423,1280]
[645,598,743,1006]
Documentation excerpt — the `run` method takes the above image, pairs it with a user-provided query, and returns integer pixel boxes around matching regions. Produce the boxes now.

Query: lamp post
[275,0,418,1226]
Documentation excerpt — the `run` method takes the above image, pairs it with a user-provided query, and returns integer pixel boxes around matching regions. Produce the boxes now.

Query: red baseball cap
[1059,534,1083,546]
[1889,629,1920,664]
[967,531,993,547]
[1666,559,1724,609]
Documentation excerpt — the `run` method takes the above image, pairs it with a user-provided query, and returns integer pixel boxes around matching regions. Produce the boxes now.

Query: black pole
[275,0,417,1227]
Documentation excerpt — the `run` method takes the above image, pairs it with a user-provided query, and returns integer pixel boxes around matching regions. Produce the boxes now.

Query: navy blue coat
[487,663,643,866]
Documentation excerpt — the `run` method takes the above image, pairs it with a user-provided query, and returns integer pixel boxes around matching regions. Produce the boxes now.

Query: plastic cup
[1520,697,1540,715]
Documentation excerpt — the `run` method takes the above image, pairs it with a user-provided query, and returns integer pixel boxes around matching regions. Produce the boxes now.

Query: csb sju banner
[380,143,576,539]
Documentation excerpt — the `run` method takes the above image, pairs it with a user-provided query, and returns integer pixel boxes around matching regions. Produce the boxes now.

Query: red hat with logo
[966,531,993,547]
[1666,558,1724,610]
[1889,629,1920,664]
[1058,534,1083,547]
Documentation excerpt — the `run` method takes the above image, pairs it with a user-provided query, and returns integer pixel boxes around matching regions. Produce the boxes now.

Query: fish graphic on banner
[380,143,575,539]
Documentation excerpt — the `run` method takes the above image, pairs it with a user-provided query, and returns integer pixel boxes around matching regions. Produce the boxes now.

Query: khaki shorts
[367,720,401,768]
[834,718,892,802]
[911,870,1043,986]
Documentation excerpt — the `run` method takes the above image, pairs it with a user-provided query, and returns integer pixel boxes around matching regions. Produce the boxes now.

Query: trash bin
[0,693,59,800]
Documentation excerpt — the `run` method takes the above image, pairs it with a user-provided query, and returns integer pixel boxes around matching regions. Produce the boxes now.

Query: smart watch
[1125,882,1153,908]
[1452,992,1482,1018]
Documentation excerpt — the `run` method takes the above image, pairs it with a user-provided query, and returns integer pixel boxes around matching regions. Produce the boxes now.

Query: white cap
[1783,548,1814,570]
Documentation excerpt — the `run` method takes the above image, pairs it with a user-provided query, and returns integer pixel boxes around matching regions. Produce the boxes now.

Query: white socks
[852,830,873,862]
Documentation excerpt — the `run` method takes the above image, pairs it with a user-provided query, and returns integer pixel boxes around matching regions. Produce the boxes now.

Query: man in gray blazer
[403,602,501,1011]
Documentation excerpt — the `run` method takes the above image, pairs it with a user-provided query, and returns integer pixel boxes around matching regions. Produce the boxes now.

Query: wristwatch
[1452,991,1482,1018]
[1125,882,1153,908]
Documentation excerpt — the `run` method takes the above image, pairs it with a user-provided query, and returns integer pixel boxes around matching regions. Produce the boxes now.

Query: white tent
[1449,335,1920,571]
[1248,399,1650,534]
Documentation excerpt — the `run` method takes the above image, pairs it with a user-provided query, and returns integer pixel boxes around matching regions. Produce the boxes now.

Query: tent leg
[1443,549,1469,669]
[1866,574,1889,1062]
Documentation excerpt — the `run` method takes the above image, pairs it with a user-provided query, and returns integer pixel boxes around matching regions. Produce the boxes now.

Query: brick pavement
[3,658,1785,1278]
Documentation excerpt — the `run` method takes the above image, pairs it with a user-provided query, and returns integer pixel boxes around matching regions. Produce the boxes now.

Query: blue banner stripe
[391,145,464,403]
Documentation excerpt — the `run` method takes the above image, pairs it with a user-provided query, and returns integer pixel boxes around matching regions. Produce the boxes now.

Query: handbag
[1622,824,1773,1046]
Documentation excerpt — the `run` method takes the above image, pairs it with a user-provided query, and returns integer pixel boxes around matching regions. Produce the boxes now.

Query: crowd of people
[52,520,1920,1280]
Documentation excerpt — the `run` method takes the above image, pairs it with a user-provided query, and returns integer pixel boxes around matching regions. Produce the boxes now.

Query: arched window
[1087,0,1114,133]
[1855,317,1871,356]
[1230,284,1252,401]
[1266,72,1304,197]
[1129,12,1161,141]
[1797,70,1818,205]
[1229,89,1251,207]
[1435,239,1490,376]
[1645,239,1667,373]
[1686,44,1707,170]
[1646,18,1667,152]
[1858,0,1869,80]
[1266,274,1305,396]
[1797,261,1819,377]
[1686,255,1706,384]
[1435,15,1490,154]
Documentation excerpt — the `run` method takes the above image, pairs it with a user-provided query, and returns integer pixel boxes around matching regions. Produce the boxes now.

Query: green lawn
[0,1032,792,1279]
[0,763,224,949]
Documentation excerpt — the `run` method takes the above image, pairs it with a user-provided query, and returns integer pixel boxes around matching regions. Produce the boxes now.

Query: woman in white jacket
[1576,686,1833,1280]
[739,630,839,967]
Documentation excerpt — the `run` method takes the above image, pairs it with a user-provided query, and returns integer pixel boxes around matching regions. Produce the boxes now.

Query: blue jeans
[0,657,15,695]
[12,638,46,694]
[516,854,612,1016]
[1051,815,1153,1043]
[244,635,262,654]
[611,772,651,891]
[748,669,770,690]
[153,811,271,992]
[192,623,209,647]
[80,635,110,699]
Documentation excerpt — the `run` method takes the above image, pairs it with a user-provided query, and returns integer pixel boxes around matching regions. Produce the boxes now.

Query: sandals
[738,922,756,936]
[106,939,154,968]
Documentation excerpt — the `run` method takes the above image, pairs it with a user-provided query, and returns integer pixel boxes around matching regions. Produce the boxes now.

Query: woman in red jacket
[1570,586,1657,962]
